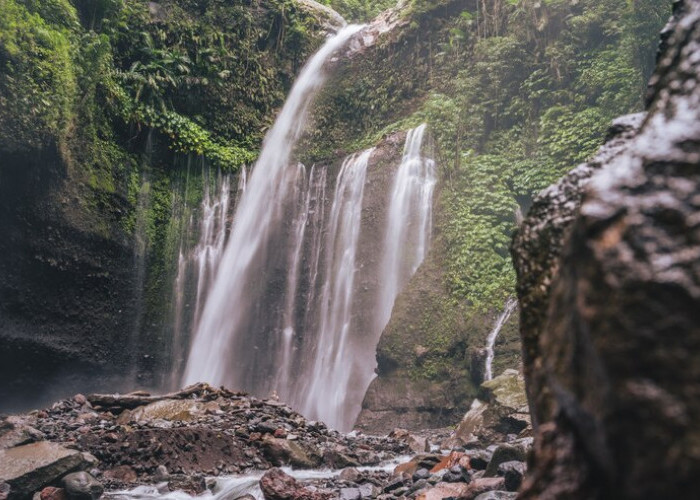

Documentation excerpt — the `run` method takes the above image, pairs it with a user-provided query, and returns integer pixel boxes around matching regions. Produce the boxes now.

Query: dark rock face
[0,148,141,412]
[512,1,700,498]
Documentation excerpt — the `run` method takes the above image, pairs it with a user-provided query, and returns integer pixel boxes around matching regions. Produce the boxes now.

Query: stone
[61,472,103,500]
[0,482,9,500]
[338,467,361,482]
[511,1,700,498]
[357,483,374,498]
[415,482,471,500]
[323,449,361,469]
[129,400,218,422]
[468,450,493,471]
[0,418,45,451]
[496,461,525,492]
[412,468,430,481]
[0,442,90,500]
[468,478,507,498]
[484,445,526,477]
[167,475,206,495]
[102,465,137,482]
[388,428,429,453]
[473,492,517,500]
[154,465,169,482]
[260,435,322,469]
[339,487,360,500]
[260,468,331,500]
[39,487,68,500]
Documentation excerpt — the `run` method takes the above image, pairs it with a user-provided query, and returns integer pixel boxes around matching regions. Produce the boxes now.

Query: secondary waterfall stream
[484,298,518,381]
[181,25,437,430]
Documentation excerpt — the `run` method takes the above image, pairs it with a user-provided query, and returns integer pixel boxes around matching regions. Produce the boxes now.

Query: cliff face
[512,0,700,496]
[0,0,327,411]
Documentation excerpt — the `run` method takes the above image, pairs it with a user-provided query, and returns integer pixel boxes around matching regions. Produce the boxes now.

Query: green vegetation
[427,0,671,310]
[319,0,396,22]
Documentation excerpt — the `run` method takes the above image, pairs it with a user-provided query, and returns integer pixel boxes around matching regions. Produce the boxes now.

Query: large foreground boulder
[512,0,700,497]
[0,442,92,499]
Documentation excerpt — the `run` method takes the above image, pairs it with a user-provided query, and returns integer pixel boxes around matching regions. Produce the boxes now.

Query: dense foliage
[0,0,324,171]
[424,0,671,310]
[319,0,396,22]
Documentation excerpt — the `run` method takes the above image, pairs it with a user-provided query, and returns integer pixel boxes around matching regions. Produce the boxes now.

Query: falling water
[484,297,518,381]
[183,25,364,389]
[178,27,440,430]
[299,149,373,429]
[169,167,234,388]
[376,124,437,333]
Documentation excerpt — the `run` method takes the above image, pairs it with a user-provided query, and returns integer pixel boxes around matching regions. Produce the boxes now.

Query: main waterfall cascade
[180,24,438,430]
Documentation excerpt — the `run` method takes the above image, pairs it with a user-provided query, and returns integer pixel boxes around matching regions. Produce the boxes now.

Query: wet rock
[39,487,68,500]
[0,442,90,499]
[261,435,322,469]
[496,461,525,492]
[448,371,530,448]
[61,472,103,500]
[167,474,206,495]
[0,482,9,500]
[512,1,700,498]
[260,468,331,500]
[323,449,361,469]
[484,445,525,477]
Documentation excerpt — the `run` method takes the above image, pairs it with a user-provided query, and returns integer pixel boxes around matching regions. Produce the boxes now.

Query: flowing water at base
[105,457,411,500]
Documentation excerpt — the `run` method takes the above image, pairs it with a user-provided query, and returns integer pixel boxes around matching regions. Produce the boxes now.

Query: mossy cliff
[0,0,328,411]
[304,0,670,431]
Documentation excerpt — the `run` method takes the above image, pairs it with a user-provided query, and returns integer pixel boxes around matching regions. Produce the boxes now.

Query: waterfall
[178,27,439,431]
[170,167,234,388]
[299,149,373,429]
[183,25,364,390]
[484,298,518,381]
[376,124,436,333]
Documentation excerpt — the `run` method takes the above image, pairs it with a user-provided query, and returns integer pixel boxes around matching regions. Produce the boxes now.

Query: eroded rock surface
[512,1,700,497]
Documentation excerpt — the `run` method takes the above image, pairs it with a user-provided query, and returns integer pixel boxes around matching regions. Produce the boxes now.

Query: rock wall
[512,0,700,497]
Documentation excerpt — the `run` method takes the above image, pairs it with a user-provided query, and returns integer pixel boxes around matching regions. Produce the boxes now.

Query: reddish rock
[40,487,68,500]
[273,428,287,438]
[73,394,87,405]
[260,468,331,500]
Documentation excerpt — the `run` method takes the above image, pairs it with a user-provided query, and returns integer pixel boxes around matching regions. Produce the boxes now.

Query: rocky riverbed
[0,373,530,500]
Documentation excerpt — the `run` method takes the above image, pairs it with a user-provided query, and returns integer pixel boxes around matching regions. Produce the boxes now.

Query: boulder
[512,1,700,497]
[128,399,218,422]
[260,468,331,500]
[0,442,91,500]
[61,472,102,500]
[484,445,526,477]
[0,418,44,451]
[448,371,530,447]
[260,435,322,469]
